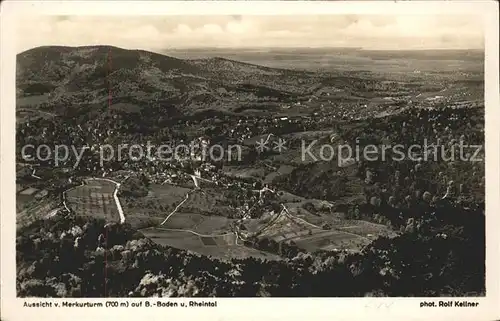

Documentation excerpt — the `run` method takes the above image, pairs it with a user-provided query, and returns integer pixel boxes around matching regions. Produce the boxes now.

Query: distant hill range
[17,45,326,115]
[16,45,483,118]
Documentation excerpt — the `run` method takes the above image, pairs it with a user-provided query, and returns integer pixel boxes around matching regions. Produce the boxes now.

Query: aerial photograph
[15,15,485,297]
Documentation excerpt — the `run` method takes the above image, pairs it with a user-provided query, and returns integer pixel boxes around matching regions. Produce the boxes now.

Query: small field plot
[200,237,218,246]
[140,228,204,251]
[243,211,285,234]
[277,191,305,203]
[121,186,237,230]
[17,94,51,107]
[337,220,395,239]
[147,187,241,217]
[160,213,234,235]
[17,199,58,229]
[148,184,192,198]
[222,165,270,180]
[282,201,333,226]
[140,227,279,261]
[294,230,369,252]
[214,233,237,246]
[195,245,280,261]
[120,184,193,228]
[264,165,296,184]
[180,189,219,214]
[160,213,205,230]
[17,193,36,210]
[85,179,116,191]
[115,210,164,230]
[190,215,233,235]
[253,211,373,252]
[65,179,120,222]
[257,213,322,240]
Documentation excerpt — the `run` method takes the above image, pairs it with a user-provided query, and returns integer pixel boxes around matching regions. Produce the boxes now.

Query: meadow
[139,227,279,261]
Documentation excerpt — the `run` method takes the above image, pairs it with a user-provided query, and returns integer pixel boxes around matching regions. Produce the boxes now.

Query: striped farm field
[65,178,121,222]
[253,210,373,252]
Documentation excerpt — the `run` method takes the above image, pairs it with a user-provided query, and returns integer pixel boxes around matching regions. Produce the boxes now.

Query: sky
[16,15,484,53]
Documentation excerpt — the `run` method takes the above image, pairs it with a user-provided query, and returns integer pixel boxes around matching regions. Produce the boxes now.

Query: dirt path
[150,227,234,238]
[154,174,246,243]
[159,190,192,226]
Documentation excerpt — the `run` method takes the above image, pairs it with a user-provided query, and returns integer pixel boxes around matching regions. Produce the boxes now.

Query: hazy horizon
[16,15,484,53]
[19,44,485,54]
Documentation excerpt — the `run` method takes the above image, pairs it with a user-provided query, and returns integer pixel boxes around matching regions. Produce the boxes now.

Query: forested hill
[16,45,318,115]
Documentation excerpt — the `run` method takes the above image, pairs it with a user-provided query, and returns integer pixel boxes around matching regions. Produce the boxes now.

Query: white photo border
[1,1,499,321]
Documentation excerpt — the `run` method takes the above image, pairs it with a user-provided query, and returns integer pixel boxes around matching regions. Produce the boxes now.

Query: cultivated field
[222,165,270,180]
[65,179,121,222]
[140,227,278,261]
[16,199,59,229]
[246,207,387,252]
[119,184,236,228]
[74,173,393,257]
[129,182,283,260]
[119,183,192,228]
[121,182,251,229]
[161,213,233,235]
[16,180,58,228]
[263,164,296,184]
[16,94,51,107]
